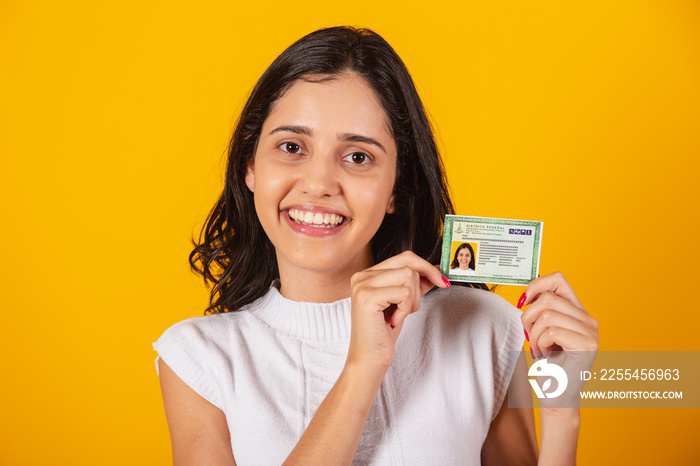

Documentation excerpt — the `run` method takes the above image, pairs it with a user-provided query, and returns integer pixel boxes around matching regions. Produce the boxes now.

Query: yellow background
[2,1,699,464]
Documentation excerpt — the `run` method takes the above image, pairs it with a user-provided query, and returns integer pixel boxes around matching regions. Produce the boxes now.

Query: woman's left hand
[519,272,599,410]
[520,271,599,357]
[518,273,596,466]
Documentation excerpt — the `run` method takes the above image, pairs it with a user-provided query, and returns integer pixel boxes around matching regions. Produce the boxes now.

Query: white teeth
[288,209,345,228]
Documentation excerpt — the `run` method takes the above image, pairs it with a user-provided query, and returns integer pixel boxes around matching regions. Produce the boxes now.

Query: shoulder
[417,287,525,419]
[406,287,526,425]
[153,304,263,359]
[414,286,524,355]
[152,309,259,410]
[155,312,237,348]
[423,285,520,328]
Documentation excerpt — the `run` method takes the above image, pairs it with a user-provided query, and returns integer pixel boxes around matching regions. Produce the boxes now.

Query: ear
[245,161,255,193]
[385,193,396,214]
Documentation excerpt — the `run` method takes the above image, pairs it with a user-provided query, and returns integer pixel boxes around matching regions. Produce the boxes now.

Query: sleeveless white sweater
[153,283,524,465]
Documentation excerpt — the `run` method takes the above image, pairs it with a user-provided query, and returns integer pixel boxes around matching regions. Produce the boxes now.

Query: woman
[450,242,476,276]
[153,26,598,465]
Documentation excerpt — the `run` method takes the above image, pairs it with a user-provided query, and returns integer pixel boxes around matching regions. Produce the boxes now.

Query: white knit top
[153,283,524,465]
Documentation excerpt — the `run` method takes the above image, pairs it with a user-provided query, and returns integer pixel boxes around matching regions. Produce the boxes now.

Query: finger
[528,312,594,353]
[364,267,422,313]
[368,251,448,292]
[413,267,421,313]
[521,293,591,333]
[365,284,414,317]
[390,308,409,328]
[420,271,449,295]
[529,310,590,342]
[534,326,599,353]
[356,266,421,297]
[521,271,583,309]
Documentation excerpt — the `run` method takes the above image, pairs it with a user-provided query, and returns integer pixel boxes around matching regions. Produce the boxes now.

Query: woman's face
[457,247,472,269]
[246,72,397,279]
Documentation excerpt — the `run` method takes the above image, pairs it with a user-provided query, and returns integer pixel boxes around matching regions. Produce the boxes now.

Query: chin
[283,248,341,272]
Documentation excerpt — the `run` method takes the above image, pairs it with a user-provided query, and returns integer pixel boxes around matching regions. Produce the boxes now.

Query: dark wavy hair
[190,26,485,314]
[451,243,475,270]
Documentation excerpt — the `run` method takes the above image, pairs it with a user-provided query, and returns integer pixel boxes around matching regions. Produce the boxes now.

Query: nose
[298,152,341,198]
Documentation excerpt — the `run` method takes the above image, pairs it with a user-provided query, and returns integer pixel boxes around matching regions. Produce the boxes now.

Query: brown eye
[347,152,369,164]
[284,142,301,153]
[341,151,373,166]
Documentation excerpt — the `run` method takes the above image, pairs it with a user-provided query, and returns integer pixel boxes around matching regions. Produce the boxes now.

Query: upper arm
[158,357,236,466]
[481,351,539,466]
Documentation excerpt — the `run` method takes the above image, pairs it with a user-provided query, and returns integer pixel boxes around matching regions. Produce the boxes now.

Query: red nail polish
[390,324,396,329]
[442,276,451,288]
[523,328,529,342]
[530,347,535,359]
[517,293,527,309]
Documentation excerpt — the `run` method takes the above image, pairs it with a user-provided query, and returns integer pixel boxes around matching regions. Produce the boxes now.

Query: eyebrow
[269,125,313,137]
[339,133,387,154]
[268,125,387,154]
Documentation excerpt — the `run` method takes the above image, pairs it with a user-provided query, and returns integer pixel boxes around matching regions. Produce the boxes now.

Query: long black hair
[190,26,462,314]
[451,243,475,270]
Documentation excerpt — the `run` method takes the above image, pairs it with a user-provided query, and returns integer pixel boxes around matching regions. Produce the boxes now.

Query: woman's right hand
[283,252,449,465]
[346,251,450,373]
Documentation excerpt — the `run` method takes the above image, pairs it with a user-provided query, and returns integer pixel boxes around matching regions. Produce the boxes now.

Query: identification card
[440,215,543,285]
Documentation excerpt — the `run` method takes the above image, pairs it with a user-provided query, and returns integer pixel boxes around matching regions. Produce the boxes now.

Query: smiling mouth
[288,209,346,228]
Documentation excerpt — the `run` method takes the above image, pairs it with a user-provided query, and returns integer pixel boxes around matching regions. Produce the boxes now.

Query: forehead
[263,73,394,142]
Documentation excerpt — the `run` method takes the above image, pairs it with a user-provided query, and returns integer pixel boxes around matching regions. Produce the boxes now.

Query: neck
[276,249,374,303]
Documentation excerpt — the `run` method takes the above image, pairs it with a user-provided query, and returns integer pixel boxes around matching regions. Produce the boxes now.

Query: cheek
[357,177,395,219]
[252,166,291,218]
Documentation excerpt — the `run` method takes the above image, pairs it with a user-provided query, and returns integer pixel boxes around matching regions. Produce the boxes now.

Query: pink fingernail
[530,348,535,359]
[523,328,529,342]
[442,276,451,288]
[517,293,527,309]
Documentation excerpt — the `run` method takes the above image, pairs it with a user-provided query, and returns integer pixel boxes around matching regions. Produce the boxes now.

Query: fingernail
[442,276,451,288]
[517,292,527,309]
[390,324,396,329]
[523,328,529,342]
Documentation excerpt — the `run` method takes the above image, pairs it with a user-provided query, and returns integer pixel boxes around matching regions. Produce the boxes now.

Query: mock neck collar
[249,281,352,341]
